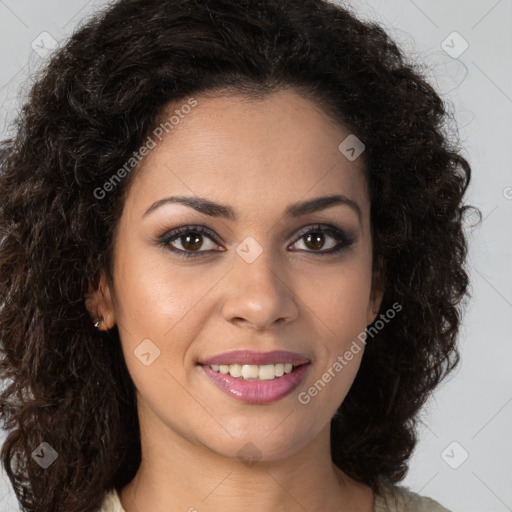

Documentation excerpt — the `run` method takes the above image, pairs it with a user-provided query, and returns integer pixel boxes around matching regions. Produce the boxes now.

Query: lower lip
[200,364,310,404]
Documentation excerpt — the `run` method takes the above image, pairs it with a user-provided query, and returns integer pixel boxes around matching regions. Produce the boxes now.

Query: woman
[0,0,476,511]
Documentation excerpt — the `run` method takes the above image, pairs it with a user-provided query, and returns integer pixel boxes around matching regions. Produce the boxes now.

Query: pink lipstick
[198,350,311,404]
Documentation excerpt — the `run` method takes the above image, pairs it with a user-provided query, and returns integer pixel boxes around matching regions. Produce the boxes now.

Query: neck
[119,405,374,512]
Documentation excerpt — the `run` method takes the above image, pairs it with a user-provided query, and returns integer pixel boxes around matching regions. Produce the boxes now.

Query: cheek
[294,253,372,405]
[297,270,370,420]
[298,256,373,338]
[111,244,227,378]
[113,243,203,336]
[111,250,210,420]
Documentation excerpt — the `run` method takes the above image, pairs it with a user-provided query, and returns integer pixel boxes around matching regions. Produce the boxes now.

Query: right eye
[157,225,225,259]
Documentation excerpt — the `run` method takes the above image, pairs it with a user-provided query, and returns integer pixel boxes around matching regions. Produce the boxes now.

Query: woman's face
[93,88,382,462]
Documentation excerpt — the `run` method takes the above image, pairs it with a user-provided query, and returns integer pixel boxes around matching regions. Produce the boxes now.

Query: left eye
[288,225,351,254]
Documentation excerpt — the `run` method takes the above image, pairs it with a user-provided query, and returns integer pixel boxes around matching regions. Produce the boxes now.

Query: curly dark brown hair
[0,0,478,510]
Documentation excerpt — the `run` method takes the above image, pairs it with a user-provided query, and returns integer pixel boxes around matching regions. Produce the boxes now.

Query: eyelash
[157,223,355,260]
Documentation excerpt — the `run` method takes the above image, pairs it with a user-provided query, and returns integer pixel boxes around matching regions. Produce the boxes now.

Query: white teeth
[241,364,260,380]
[258,364,276,380]
[228,364,242,378]
[208,362,297,380]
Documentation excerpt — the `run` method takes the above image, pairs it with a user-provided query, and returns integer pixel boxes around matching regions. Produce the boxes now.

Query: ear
[366,255,385,325]
[84,271,116,330]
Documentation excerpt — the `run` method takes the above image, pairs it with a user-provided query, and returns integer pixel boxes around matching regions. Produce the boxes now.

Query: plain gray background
[0,1,511,511]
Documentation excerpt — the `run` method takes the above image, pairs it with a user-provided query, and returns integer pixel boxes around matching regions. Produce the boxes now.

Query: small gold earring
[94,317,103,329]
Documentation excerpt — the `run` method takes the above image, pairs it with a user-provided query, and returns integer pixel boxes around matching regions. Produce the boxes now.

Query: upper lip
[199,350,310,366]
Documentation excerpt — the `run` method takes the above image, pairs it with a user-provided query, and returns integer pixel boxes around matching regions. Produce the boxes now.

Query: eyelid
[292,223,341,241]
[157,224,224,247]
[157,222,352,244]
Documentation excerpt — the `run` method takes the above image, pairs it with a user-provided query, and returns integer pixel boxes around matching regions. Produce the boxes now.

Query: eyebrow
[143,194,362,224]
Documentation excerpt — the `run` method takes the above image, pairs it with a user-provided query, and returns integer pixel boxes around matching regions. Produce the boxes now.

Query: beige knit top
[98,478,451,511]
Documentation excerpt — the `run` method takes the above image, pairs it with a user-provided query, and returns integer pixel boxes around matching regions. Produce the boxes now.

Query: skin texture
[87,89,383,512]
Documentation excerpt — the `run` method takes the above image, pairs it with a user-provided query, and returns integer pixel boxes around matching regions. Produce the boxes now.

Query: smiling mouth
[200,362,307,380]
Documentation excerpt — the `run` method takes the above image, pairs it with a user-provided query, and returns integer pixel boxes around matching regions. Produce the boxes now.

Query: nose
[221,246,299,331]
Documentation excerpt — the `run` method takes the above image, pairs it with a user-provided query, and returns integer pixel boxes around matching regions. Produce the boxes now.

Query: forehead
[124,89,369,221]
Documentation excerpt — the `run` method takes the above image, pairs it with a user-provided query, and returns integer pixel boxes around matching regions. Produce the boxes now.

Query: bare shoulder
[374,479,451,512]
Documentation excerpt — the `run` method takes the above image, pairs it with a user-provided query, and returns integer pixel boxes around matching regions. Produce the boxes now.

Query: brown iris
[304,232,325,251]
[181,232,203,251]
